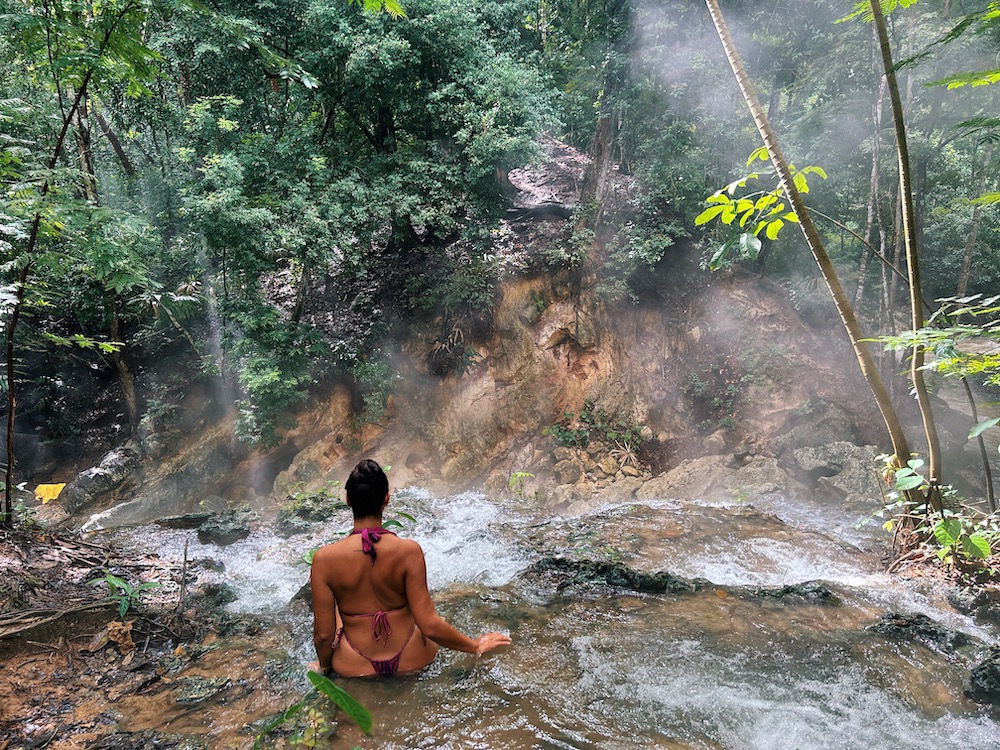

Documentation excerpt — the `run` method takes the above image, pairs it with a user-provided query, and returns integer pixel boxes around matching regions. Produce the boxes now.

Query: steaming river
[95,489,1000,749]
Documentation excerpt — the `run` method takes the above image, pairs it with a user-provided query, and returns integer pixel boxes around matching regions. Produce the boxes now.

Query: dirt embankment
[0,526,303,750]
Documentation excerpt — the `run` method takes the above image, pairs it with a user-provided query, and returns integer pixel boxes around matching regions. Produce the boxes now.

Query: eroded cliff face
[264,262,878,514]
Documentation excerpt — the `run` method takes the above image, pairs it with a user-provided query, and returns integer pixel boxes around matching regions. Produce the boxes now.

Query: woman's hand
[475,632,512,655]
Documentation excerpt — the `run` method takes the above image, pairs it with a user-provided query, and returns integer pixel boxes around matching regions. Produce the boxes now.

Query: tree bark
[109,301,139,438]
[96,112,137,178]
[703,0,914,474]
[871,0,943,508]
[73,92,100,203]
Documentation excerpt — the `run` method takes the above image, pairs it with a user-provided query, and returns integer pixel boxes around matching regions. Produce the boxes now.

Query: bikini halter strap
[350,527,396,565]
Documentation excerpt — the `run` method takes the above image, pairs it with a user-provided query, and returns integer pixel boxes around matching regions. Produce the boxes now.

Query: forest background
[1,0,999,529]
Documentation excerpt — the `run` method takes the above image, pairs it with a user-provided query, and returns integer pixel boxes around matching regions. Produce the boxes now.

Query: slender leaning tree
[869,0,943,503]
[701,0,941,507]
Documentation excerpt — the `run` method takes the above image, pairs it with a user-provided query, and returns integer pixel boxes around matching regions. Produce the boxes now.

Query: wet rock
[772,405,857,455]
[156,513,213,530]
[276,494,339,536]
[731,456,809,499]
[749,580,839,603]
[947,586,1000,626]
[554,459,582,485]
[790,442,882,506]
[527,556,705,595]
[636,456,736,501]
[866,612,970,653]
[87,730,206,749]
[198,582,239,607]
[60,445,142,514]
[196,509,257,545]
[967,646,1000,705]
[172,676,231,705]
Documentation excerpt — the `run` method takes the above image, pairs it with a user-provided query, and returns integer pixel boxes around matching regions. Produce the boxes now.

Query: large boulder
[60,445,142,514]
[636,456,736,501]
[196,509,258,546]
[790,442,883,509]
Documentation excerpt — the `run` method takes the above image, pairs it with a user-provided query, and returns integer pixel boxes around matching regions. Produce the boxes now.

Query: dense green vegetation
[2,0,999,525]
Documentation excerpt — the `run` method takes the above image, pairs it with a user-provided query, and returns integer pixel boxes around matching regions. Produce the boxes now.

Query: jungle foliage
[2,0,1000,526]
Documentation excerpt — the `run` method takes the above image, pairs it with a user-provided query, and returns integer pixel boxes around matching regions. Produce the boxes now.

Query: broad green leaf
[933,518,961,547]
[739,233,762,259]
[969,417,1000,439]
[906,458,925,470]
[962,534,991,559]
[894,474,925,491]
[746,147,769,165]
[754,194,778,210]
[765,219,784,241]
[800,166,828,179]
[307,671,373,734]
[708,236,739,271]
[694,205,727,226]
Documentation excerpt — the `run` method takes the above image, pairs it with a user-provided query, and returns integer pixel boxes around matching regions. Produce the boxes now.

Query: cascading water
[96,486,999,749]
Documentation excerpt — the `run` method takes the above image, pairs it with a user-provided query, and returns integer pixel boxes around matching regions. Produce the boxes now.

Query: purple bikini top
[350,527,397,565]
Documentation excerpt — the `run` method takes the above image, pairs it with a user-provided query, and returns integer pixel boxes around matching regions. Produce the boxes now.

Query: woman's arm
[310,548,339,672]
[402,541,511,654]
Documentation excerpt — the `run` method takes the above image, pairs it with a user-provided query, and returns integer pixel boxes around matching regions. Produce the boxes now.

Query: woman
[310,459,511,677]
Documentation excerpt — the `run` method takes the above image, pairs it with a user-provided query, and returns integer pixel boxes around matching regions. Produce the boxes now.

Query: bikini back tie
[350,526,396,565]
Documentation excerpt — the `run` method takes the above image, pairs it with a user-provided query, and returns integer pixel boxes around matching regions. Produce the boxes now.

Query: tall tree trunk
[74,92,99,203]
[109,301,139,438]
[581,0,631,227]
[96,112,137,178]
[871,0,943,507]
[702,0,914,475]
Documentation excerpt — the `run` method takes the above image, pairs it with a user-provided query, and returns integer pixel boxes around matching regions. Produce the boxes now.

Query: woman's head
[345,459,389,519]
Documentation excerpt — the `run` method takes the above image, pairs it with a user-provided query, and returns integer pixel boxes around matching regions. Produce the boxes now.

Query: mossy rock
[196,509,257,546]
[866,612,970,653]
[967,646,1000,705]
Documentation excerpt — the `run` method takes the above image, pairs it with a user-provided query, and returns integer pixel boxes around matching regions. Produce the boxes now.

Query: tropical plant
[253,670,372,748]
[877,456,998,570]
[88,570,162,620]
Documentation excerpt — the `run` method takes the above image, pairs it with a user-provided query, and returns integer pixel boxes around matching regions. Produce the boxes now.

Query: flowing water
[94,488,1000,749]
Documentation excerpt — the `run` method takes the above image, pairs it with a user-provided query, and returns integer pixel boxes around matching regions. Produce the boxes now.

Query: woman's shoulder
[312,536,354,562]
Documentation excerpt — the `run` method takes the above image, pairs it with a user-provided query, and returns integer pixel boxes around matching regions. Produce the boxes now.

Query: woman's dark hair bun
[346,459,389,519]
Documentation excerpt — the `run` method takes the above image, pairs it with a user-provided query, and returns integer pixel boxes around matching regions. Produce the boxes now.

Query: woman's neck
[352,516,384,532]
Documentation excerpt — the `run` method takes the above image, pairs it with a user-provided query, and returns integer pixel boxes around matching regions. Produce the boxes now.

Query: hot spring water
[96,489,1000,749]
